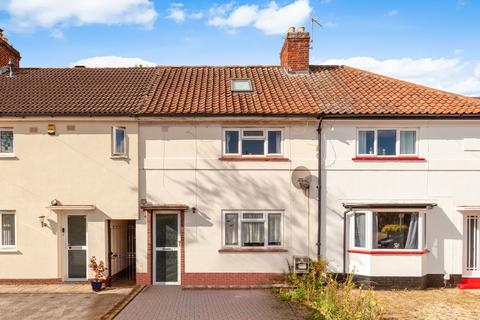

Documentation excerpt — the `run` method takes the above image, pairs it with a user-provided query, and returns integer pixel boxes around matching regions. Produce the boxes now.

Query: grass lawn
[377,288,480,319]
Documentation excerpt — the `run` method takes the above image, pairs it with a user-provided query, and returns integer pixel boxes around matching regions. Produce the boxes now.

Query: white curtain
[405,213,419,249]
[354,213,366,247]
[242,222,264,246]
[400,131,416,154]
[268,214,281,245]
[224,214,238,245]
[2,214,15,246]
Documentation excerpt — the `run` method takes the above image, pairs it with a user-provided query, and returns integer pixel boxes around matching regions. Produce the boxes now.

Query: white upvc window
[350,210,425,251]
[223,128,283,157]
[0,128,14,156]
[112,126,127,157]
[0,212,16,249]
[356,128,418,157]
[223,210,283,248]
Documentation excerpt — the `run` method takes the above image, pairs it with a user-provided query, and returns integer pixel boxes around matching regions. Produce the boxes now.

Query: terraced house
[2,27,480,289]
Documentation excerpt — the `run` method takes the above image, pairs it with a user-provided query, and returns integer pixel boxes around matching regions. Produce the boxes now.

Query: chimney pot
[288,26,295,33]
[299,26,305,33]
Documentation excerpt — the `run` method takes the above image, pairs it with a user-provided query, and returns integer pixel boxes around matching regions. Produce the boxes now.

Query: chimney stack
[280,26,310,73]
[0,29,20,69]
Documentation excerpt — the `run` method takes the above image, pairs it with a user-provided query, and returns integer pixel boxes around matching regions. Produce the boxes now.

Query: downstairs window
[351,211,423,251]
[1,212,16,248]
[223,211,283,247]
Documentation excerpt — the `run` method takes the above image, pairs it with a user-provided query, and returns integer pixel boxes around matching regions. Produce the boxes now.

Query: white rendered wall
[137,119,319,274]
[323,119,480,277]
[0,119,139,279]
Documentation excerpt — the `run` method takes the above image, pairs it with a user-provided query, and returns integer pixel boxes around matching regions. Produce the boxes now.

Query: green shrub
[278,260,382,320]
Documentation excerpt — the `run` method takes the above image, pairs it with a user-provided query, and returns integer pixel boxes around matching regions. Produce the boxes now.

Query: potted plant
[88,256,107,292]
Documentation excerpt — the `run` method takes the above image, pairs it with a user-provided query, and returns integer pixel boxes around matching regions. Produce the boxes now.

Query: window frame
[222,210,284,248]
[356,128,419,158]
[351,211,367,249]
[0,212,17,250]
[350,209,425,252]
[112,126,127,157]
[0,128,14,157]
[222,128,284,157]
[231,78,253,92]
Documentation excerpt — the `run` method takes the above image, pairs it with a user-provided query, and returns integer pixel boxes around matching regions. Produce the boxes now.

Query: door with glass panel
[66,215,87,280]
[465,215,480,277]
[154,213,180,284]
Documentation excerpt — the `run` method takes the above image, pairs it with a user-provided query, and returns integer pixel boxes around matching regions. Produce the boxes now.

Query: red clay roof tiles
[1,65,480,117]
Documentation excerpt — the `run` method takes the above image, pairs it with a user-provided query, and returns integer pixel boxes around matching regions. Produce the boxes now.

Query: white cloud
[208,0,312,35]
[475,63,480,78]
[3,0,157,31]
[70,56,157,68]
[387,10,398,17]
[190,12,203,20]
[166,3,186,23]
[209,4,258,28]
[319,56,480,96]
[166,3,204,24]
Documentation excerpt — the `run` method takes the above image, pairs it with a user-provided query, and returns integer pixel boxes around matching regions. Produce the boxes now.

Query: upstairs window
[357,128,417,157]
[231,79,253,92]
[223,128,283,156]
[112,127,127,157]
[0,128,13,155]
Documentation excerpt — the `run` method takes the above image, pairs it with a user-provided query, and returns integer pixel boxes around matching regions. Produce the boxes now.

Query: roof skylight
[231,78,253,92]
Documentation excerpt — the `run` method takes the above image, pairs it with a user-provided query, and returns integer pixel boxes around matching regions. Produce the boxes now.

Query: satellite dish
[291,166,312,190]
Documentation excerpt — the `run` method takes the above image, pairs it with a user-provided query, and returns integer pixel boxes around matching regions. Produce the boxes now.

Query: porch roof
[141,204,189,211]
[46,205,96,211]
[342,201,437,211]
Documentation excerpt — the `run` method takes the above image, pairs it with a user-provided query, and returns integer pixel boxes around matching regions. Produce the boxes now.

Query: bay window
[0,128,13,155]
[223,211,283,248]
[223,128,283,157]
[357,128,418,157]
[351,211,423,251]
[1,212,16,249]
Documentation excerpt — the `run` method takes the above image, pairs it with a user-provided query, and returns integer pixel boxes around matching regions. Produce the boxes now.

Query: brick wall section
[137,209,186,285]
[136,211,153,285]
[0,34,20,68]
[280,30,310,73]
[351,274,463,289]
[182,273,283,286]
[0,278,62,284]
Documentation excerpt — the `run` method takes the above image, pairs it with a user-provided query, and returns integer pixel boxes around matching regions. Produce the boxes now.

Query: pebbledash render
[1,28,480,289]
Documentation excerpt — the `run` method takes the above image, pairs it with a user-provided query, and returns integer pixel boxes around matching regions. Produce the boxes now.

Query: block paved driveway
[116,286,300,320]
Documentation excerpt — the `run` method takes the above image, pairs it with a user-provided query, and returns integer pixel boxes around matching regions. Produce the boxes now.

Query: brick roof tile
[1,65,480,117]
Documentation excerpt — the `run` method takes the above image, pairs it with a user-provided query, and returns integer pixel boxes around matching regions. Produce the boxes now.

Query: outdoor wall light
[38,215,47,228]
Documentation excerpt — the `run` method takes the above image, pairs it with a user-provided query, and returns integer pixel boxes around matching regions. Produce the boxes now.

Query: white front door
[464,215,480,277]
[65,215,88,281]
[153,212,180,285]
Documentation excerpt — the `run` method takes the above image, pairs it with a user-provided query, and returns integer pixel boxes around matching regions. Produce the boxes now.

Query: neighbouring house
[1,27,480,289]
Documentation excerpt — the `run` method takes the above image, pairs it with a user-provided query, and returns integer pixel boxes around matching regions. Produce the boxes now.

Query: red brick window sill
[219,156,290,162]
[348,249,429,255]
[219,248,288,253]
[352,157,426,161]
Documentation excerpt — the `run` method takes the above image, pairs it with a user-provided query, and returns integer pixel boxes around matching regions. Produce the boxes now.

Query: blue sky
[0,0,479,95]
